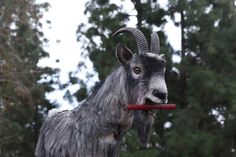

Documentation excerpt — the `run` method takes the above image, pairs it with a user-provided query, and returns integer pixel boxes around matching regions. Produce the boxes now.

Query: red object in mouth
[127,104,176,110]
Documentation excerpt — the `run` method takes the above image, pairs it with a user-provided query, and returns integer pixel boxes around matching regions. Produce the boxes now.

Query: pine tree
[0,0,57,156]
[159,0,236,156]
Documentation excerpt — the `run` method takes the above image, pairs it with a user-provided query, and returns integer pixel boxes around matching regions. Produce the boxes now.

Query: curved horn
[113,27,149,53]
[150,32,160,54]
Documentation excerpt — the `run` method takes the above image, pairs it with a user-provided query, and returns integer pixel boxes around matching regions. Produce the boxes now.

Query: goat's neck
[87,66,128,111]
[80,67,133,138]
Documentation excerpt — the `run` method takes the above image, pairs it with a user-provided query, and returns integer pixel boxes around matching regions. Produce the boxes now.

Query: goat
[36,27,168,157]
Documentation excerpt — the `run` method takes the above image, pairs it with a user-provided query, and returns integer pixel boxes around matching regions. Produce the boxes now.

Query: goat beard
[129,89,154,144]
[133,110,155,145]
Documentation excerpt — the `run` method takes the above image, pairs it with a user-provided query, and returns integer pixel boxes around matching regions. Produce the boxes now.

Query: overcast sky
[37,0,181,109]
[37,0,89,109]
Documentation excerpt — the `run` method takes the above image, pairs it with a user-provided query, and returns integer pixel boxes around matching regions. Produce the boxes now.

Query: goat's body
[36,27,168,157]
[36,67,133,157]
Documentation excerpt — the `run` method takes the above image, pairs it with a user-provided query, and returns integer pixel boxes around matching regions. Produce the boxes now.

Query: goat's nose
[152,89,167,100]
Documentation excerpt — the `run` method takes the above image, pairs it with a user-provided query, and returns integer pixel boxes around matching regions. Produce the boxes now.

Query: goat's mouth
[145,98,159,106]
[144,98,160,117]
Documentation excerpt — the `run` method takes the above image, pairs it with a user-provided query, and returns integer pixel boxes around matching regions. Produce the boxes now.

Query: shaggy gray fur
[36,27,168,157]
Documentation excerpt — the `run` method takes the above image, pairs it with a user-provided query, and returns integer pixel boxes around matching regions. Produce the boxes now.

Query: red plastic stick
[127,104,176,110]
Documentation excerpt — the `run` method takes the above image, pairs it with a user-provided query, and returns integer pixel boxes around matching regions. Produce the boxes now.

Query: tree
[0,0,57,156]
[160,0,236,156]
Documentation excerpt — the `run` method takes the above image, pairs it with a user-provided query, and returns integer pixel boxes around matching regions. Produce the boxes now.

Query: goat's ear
[116,43,133,64]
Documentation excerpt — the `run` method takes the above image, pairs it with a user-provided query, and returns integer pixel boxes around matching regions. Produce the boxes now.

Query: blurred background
[0,0,236,156]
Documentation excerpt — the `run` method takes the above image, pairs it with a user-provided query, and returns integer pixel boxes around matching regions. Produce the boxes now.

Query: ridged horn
[113,27,149,53]
[150,32,160,54]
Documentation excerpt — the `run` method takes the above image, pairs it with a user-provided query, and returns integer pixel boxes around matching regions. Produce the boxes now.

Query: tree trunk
[180,10,187,108]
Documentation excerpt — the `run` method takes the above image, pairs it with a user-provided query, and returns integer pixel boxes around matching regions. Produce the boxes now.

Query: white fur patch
[145,76,168,103]
[48,108,66,117]
[146,53,165,61]
[99,132,116,145]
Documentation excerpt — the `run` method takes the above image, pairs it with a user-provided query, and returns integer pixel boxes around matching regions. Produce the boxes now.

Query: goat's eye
[133,67,142,74]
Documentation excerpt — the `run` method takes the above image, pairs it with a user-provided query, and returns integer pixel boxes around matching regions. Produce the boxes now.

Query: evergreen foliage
[0,0,57,156]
